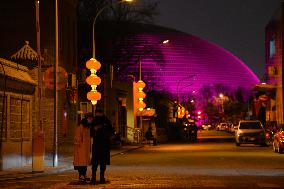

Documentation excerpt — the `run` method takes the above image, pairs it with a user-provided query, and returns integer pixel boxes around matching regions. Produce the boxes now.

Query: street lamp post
[132,39,169,138]
[136,59,146,135]
[176,75,196,104]
[33,0,45,171]
[86,0,133,112]
[178,83,192,101]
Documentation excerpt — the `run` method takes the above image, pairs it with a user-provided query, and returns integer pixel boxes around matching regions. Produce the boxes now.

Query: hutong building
[262,2,284,126]
[0,0,78,169]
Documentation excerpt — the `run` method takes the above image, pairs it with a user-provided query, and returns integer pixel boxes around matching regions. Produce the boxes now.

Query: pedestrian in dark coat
[90,109,113,184]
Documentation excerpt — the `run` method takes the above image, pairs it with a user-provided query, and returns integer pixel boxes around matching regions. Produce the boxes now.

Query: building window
[269,36,276,58]
[268,66,278,76]
[10,98,30,141]
[0,95,7,140]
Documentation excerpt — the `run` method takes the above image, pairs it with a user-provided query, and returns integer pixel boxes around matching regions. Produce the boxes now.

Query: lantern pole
[136,59,146,140]
[88,0,133,114]
[139,59,142,136]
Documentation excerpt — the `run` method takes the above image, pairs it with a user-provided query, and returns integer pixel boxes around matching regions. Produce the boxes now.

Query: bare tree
[78,0,159,23]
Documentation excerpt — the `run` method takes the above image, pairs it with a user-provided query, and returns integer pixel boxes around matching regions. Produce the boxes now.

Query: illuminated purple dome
[113,24,259,100]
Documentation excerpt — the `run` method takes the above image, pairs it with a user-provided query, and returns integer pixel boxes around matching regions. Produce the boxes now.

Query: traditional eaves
[11,41,39,61]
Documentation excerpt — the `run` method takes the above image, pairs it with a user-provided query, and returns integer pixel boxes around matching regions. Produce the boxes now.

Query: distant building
[111,24,260,106]
[263,3,284,125]
[87,23,260,141]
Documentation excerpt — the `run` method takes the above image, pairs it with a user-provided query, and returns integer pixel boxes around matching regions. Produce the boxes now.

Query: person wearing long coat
[90,109,113,184]
[73,114,92,182]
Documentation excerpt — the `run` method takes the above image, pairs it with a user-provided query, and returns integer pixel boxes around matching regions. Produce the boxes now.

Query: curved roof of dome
[113,24,259,98]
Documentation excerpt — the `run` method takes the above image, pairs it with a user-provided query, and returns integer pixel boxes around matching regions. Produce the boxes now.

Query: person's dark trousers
[92,163,106,183]
[79,166,87,176]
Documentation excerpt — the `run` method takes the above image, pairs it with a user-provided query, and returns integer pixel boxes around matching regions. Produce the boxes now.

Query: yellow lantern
[86,58,101,71]
[86,75,101,86]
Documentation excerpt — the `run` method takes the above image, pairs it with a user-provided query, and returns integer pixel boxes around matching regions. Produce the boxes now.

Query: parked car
[202,123,211,130]
[273,125,284,153]
[216,123,227,131]
[235,120,266,146]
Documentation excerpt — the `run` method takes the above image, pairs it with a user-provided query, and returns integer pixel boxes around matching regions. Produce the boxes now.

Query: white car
[235,120,266,146]
[216,123,227,131]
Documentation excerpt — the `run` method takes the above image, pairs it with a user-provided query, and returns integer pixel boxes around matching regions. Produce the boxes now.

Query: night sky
[154,0,282,79]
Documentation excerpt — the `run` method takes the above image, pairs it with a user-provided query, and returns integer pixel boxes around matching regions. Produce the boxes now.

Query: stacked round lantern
[86,58,102,105]
[136,80,146,111]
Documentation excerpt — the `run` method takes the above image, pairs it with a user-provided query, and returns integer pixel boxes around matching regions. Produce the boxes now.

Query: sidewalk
[0,145,143,182]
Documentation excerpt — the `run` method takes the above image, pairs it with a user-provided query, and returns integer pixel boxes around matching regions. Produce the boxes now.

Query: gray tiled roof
[0,57,36,85]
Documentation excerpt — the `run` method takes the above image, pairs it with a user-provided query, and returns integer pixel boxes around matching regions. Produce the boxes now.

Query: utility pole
[32,0,44,172]
[53,0,58,167]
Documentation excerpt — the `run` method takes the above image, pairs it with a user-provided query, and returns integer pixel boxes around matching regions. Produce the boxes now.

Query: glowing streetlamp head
[162,39,170,44]
[219,93,224,98]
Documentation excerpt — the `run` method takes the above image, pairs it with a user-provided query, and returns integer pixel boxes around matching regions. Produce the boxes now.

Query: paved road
[1,130,284,188]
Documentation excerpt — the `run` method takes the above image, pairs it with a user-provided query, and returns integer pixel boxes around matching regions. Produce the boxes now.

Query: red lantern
[86,58,101,71]
[137,80,146,89]
[137,91,146,99]
[87,91,101,101]
[138,101,146,111]
[86,75,101,86]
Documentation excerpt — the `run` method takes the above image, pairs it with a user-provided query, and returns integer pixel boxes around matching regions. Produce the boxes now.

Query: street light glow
[219,93,224,98]
[162,39,170,44]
